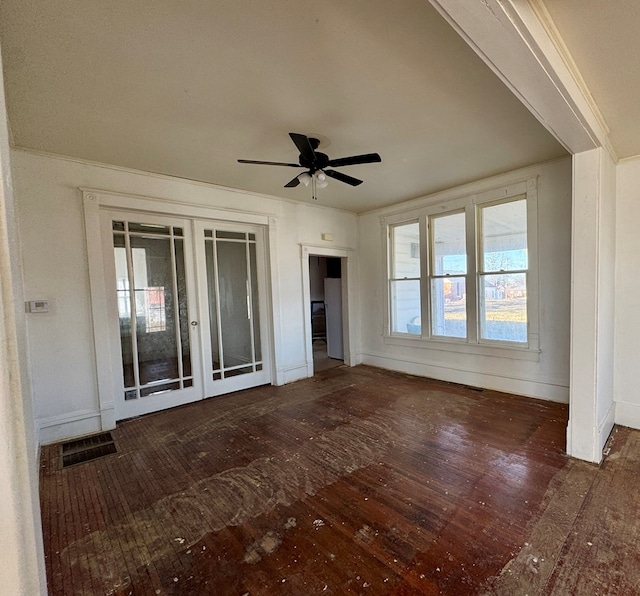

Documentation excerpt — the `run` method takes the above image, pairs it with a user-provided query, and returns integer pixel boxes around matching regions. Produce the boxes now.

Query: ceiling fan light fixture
[315,170,328,189]
[298,172,312,187]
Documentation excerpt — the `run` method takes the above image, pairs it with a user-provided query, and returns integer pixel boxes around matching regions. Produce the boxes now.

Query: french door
[103,211,270,420]
[194,222,270,397]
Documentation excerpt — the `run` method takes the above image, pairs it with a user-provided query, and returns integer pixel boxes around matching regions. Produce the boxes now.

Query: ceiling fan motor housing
[300,139,329,172]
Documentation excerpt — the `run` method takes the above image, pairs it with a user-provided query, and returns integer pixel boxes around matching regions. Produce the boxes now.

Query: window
[389,222,421,335]
[478,199,527,343]
[386,181,535,351]
[430,211,467,339]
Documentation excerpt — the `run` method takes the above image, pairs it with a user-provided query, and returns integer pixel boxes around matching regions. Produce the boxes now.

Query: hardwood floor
[39,366,637,595]
[312,339,343,372]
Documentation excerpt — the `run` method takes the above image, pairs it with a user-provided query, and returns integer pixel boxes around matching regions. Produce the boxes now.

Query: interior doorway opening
[309,255,344,372]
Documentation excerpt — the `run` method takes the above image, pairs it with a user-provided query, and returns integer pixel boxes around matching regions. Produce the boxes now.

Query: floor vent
[61,432,117,468]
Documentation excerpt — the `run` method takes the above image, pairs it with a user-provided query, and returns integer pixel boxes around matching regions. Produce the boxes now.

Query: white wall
[357,158,572,401]
[615,157,640,428]
[0,49,47,594]
[11,150,357,444]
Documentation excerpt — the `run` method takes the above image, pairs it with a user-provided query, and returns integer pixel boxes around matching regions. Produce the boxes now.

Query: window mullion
[420,214,429,339]
[466,203,478,343]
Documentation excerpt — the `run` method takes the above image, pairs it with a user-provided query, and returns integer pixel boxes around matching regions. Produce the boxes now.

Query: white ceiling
[0,0,567,213]
[542,0,640,160]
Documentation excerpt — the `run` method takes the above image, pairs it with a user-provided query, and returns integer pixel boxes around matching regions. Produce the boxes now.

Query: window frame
[477,196,529,346]
[428,208,468,340]
[388,219,423,336]
[383,178,539,361]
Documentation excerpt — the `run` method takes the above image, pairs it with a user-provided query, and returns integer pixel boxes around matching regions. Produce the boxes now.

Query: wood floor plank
[39,365,638,595]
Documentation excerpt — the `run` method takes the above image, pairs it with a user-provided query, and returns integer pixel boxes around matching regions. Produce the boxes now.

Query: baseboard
[38,409,103,445]
[360,352,569,402]
[598,401,616,454]
[615,400,640,431]
[567,402,615,464]
[276,363,309,385]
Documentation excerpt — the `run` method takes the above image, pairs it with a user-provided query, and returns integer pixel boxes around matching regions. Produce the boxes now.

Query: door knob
[190,321,198,326]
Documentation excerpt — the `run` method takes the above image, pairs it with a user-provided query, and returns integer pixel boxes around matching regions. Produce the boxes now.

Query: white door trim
[83,188,276,427]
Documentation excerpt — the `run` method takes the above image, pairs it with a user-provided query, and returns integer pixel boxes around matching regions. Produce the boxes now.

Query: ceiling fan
[238,132,382,199]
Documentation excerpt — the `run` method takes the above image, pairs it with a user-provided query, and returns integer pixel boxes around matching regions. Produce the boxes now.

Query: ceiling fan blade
[325,169,363,186]
[327,153,382,168]
[238,159,302,167]
[284,175,301,188]
[289,133,316,163]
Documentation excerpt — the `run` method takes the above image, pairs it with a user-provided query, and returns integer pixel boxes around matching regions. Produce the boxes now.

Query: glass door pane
[199,224,268,393]
[249,243,261,362]
[112,220,195,403]
[217,239,253,370]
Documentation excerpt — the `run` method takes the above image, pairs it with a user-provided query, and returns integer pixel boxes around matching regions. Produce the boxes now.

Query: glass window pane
[174,239,192,377]
[432,212,466,275]
[480,273,527,342]
[217,240,253,368]
[113,235,135,388]
[112,221,125,231]
[128,222,171,235]
[249,243,261,361]
[392,222,420,279]
[225,366,254,378]
[216,230,246,240]
[130,235,179,384]
[391,279,421,334]
[204,240,220,372]
[431,278,466,338]
[482,199,527,272]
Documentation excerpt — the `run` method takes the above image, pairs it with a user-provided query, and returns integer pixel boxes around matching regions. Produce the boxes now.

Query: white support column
[0,44,48,594]
[567,148,616,462]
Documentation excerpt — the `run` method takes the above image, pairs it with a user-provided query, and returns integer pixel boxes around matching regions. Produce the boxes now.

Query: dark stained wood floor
[39,365,639,595]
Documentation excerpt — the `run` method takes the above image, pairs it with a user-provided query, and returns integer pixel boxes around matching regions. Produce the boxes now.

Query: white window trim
[382,177,540,362]
[388,219,421,335]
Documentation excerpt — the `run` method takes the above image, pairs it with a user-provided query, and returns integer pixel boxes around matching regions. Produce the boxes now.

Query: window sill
[383,334,541,362]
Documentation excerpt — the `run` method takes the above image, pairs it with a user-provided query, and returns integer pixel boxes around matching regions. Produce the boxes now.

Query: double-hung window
[386,180,536,353]
[478,198,528,343]
[389,221,422,335]
[429,211,467,339]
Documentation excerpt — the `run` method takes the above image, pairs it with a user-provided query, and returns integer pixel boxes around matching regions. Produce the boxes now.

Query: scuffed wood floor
[39,365,637,595]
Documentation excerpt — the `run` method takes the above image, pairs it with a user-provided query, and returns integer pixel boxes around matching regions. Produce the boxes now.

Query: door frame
[83,187,275,429]
[301,245,355,376]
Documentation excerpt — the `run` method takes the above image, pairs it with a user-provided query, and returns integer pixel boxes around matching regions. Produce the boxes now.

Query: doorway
[103,211,271,420]
[309,256,344,372]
